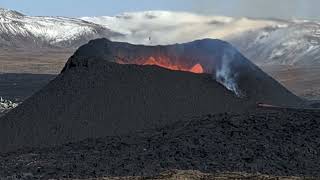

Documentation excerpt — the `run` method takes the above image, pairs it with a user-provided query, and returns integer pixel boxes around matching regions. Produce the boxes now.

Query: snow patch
[0,97,19,114]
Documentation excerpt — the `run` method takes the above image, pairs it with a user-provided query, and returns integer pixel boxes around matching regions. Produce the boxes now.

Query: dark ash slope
[0,61,245,152]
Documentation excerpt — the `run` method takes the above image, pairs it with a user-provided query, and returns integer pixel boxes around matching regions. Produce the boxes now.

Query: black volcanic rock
[0,39,301,152]
[1,108,320,178]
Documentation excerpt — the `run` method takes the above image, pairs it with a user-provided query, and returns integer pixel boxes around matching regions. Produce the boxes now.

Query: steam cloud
[81,11,279,45]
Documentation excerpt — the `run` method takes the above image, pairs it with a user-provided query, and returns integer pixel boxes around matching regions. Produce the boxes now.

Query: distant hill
[0,8,122,48]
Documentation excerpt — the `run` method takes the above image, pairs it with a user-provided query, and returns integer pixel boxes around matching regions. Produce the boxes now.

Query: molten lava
[190,63,204,74]
[142,57,204,74]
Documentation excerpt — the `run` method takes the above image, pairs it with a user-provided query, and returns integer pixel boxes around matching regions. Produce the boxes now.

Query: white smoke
[215,49,244,97]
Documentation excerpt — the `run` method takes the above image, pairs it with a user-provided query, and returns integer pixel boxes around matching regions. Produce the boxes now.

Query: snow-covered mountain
[227,20,320,66]
[1,8,320,66]
[0,8,122,48]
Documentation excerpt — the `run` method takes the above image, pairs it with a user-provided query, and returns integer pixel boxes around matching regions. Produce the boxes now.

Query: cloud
[81,11,281,45]
[187,0,320,20]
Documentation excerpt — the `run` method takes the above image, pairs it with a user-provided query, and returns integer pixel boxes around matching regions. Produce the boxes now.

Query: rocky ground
[0,108,319,179]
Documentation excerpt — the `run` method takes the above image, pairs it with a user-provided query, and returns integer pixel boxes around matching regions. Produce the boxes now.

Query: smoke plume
[214,48,243,97]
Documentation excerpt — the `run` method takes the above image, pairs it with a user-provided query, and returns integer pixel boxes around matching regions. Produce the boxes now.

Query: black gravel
[0,108,319,179]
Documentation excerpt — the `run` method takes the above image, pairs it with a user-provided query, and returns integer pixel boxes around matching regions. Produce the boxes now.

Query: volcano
[0,39,301,152]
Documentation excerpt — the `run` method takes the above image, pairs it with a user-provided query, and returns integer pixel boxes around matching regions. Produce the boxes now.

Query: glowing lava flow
[190,63,204,74]
[142,57,204,74]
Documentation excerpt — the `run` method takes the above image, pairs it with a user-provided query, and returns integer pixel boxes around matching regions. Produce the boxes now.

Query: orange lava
[190,63,204,74]
[142,57,204,74]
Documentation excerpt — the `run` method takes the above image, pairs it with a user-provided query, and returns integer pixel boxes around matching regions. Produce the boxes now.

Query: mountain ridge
[0,8,123,48]
[1,8,320,66]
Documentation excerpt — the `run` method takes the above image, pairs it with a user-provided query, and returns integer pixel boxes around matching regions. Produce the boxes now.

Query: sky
[1,0,319,20]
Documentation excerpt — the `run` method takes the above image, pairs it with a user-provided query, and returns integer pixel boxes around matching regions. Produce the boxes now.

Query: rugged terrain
[1,108,319,179]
